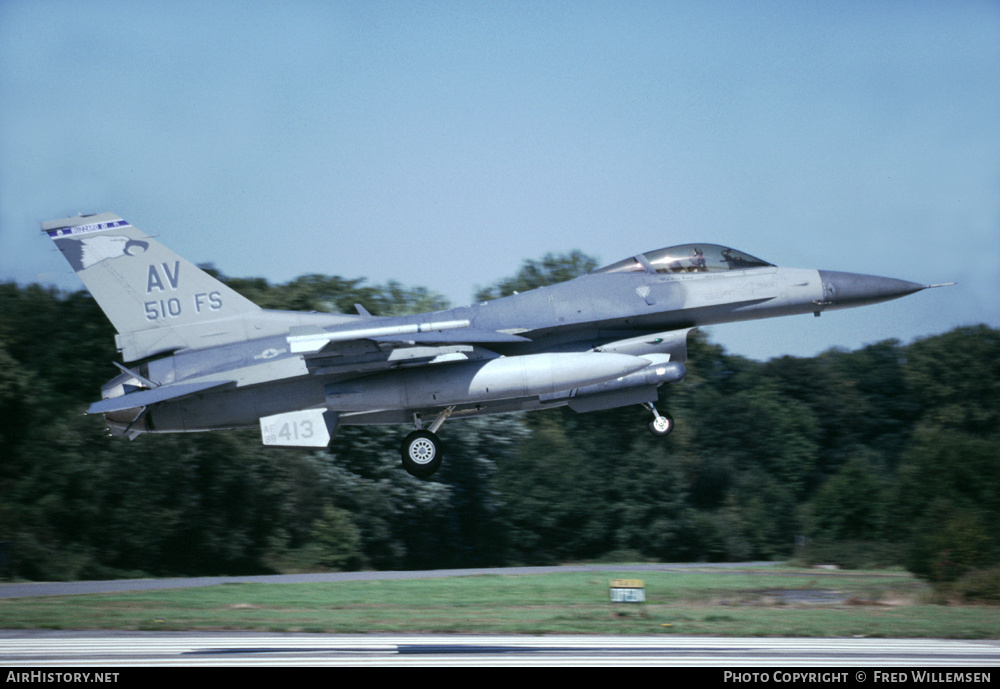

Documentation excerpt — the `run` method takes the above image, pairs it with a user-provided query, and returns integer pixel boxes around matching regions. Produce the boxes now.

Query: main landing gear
[401,401,674,478]
[401,406,454,479]
[642,402,674,437]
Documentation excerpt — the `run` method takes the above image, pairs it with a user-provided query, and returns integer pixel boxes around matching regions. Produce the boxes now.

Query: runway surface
[3,631,999,667]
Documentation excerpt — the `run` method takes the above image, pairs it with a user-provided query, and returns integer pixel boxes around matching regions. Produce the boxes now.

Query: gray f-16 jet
[42,212,943,478]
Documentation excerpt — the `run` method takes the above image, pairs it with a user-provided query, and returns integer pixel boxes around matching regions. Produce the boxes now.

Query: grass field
[2,568,999,637]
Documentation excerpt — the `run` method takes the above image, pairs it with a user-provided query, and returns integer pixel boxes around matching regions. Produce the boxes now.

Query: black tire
[648,412,674,437]
[401,430,443,478]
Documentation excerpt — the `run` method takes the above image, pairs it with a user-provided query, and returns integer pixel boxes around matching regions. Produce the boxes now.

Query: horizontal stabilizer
[88,379,235,414]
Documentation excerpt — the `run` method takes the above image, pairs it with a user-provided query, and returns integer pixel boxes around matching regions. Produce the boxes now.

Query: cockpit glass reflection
[595,244,773,274]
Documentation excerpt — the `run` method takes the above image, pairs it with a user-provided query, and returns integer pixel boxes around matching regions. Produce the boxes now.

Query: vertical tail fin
[42,213,262,361]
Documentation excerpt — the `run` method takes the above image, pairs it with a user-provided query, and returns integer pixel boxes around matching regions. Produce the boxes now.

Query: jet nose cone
[818,270,927,309]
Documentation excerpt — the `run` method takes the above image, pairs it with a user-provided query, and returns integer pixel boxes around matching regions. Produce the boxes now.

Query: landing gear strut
[400,406,453,478]
[642,402,674,437]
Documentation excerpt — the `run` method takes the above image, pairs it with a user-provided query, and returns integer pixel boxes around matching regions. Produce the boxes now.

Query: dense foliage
[1,260,997,586]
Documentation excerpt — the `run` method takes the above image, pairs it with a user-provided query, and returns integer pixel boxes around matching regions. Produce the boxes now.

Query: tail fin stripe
[45,219,131,238]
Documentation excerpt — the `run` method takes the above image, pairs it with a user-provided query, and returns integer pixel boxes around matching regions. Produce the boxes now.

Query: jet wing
[88,379,235,414]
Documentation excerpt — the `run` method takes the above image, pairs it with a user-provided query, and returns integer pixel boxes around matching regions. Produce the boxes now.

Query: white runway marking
[3,632,999,667]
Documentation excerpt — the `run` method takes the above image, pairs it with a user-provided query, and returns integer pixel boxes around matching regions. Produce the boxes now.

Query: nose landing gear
[642,402,674,437]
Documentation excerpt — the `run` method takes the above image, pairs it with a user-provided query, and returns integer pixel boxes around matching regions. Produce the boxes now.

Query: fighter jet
[42,212,944,478]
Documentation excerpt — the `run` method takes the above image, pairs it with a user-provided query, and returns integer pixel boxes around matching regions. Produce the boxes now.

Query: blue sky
[2,1,997,360]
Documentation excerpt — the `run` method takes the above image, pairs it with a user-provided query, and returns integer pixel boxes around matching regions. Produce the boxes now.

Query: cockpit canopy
[594,244,774,275]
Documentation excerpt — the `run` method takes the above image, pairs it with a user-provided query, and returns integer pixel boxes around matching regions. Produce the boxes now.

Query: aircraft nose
[818,270,927,308]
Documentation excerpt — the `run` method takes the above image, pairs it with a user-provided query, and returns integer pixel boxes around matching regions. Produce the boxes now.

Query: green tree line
[1,256,997,593]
